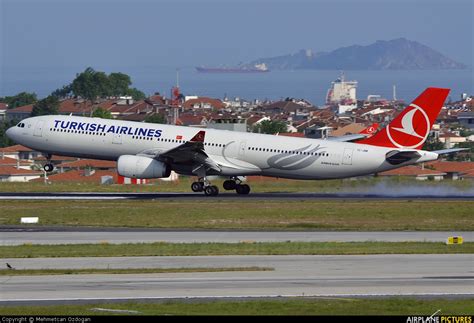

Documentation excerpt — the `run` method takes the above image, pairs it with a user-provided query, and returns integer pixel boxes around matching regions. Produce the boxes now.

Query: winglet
[190,130,206,143]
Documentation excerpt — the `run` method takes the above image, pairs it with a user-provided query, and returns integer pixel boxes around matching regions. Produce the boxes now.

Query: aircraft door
[238,140,246,157]
[112,133,122,144]
[342,148,353,165]
[33,121,44,137]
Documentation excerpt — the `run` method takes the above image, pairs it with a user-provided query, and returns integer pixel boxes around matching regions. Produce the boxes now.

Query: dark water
[1,66,473,106]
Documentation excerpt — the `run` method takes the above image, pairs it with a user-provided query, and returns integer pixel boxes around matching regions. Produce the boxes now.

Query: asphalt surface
[0,192,473,200]
[1,254,472,303]
[1,230,472,245]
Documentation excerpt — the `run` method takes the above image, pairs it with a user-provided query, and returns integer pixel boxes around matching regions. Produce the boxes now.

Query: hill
[248,38,466,70]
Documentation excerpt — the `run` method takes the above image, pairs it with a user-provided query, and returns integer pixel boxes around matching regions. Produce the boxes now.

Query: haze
[1,0,472,70]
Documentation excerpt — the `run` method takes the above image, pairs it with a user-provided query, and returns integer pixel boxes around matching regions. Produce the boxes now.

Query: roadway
[1,229,472,245]
[1,254,472,304]
[0,192,473,200]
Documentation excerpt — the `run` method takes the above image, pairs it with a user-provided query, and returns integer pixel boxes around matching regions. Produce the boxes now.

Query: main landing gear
[223,177,250,195]
[191,178,219,196]
[191,177,251,196]
[43,154,54,172]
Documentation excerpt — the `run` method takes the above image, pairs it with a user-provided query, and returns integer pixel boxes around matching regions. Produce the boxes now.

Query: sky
[1,0,472,69]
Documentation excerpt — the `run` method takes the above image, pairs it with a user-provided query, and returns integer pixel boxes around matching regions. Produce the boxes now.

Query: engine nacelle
[117,155,171,179]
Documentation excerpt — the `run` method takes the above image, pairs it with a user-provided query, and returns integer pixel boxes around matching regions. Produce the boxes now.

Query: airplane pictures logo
[386,103,431,148]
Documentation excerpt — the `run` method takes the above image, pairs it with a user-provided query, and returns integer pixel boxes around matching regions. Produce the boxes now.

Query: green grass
[1,242,472,258]
[0,177,346,193]
[1,298,472,315]
[0,266,272,276]
[0,199,472,230]
[0,176,472,193]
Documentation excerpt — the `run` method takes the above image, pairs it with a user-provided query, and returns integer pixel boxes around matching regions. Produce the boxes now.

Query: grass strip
[1,241,473,258]
[0,298,473,315]
[0,177,472,193]
[1,199,473,230]
[0,266,272,276]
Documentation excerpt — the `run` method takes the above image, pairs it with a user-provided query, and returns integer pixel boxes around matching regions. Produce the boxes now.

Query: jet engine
[117,155,171,178]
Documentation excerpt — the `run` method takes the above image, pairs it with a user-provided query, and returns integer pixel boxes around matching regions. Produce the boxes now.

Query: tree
[145,114,167,124]
[64,67,145,103]
[450,142,474,161]
[0,120,16,147]
[71,67,98,103]
[71,67,111,116]
[422,134,444,151]
[31,96,59,116]
[71,67,101,102]
[92,107,113,119]
[126,87,146,100]
[51,84,73,99]
[109,72,131,96]
[253,120,288,134]
[0,92,37,109]
[422,138,444,151]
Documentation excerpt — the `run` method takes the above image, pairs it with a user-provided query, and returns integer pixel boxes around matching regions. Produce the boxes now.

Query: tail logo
[366,126,376,134]
[386,104,430,148]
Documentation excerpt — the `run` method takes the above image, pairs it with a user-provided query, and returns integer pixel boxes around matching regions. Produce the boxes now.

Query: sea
[1,66,473,106]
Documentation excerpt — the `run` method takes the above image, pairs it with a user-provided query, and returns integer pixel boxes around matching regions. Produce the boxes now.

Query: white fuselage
[6,115,439,180]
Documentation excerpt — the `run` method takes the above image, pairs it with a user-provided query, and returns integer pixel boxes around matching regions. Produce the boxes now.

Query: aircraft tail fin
[357,87,449,149]
[359,123,379,136]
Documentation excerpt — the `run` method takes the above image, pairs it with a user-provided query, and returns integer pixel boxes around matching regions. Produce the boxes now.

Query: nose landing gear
[43,154,54,172]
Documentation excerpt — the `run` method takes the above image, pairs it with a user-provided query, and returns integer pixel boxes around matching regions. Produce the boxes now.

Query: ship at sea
[196,63,270,73]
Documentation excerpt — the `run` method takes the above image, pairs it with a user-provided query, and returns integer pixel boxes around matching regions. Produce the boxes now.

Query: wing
[138,130,221,173]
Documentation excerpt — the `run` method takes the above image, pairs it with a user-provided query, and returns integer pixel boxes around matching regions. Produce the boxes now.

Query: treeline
[0,67,146,117]
[0,67,148,147]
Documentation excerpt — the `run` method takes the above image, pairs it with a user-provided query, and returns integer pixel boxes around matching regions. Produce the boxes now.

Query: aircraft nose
[6,127,16,140]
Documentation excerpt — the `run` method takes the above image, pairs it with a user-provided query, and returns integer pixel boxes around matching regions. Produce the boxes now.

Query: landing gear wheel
[223,180,237,190]
[43,163,54,172]
[235,184,250,195]
[191,181,204,192]
[204,185,219,196]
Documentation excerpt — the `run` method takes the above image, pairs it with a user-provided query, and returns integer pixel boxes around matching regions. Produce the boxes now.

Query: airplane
[6,87,466,196]
[325,122,379,142]
[359,123,379,137]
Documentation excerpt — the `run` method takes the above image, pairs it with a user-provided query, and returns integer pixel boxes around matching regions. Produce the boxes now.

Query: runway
[1,254,472,304]
[0,192,473,200]
[1,229,472,245]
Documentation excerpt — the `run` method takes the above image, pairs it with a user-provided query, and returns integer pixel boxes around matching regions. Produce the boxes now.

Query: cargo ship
[196,63,269,73]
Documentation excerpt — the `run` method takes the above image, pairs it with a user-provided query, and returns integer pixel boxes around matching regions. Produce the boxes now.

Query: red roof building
[378,165,446,180]
[0,166,42,182]
[0,144,42,160]
[56,159,116,170]
[0,156,31,168]
[183,97,225,110]
[32,169,118,183]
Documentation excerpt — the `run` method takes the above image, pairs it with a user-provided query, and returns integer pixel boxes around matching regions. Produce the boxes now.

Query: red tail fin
[359,123,379,136]
[190,130,206,143]
[357,87,449,149]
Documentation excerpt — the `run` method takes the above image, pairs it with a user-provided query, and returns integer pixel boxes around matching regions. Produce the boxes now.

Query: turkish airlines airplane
[6,87,464,196]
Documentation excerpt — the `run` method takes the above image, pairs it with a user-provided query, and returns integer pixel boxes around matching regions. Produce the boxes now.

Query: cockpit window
[17,123,25,128]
